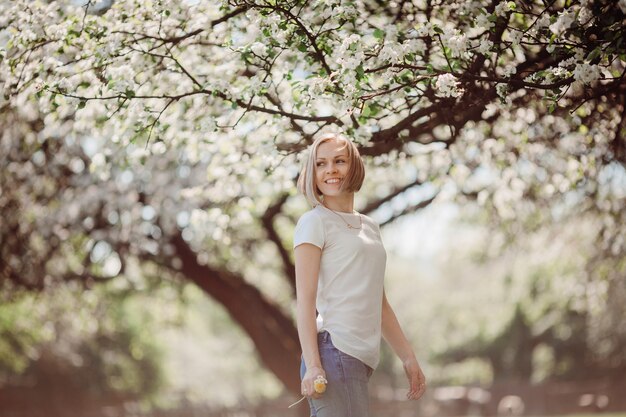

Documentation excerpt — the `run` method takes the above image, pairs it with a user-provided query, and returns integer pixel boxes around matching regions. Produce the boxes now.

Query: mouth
[325,178,342,184]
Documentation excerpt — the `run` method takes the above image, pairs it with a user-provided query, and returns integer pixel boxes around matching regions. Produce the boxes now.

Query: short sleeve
[374,220,384,240]
[294,211,325,249]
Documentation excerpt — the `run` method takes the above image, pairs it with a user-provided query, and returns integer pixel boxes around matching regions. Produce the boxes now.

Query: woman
[294,132,426,417]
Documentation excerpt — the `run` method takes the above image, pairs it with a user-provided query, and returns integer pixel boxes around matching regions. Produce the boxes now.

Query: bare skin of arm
[295,243,325,399]
[381,290,427,400]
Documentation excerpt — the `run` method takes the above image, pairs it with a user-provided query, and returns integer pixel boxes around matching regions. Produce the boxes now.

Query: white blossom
[475,12,494,30]
[57,77,73,91]
[550,67,568,78]
[534,14,551,30]
[445,32,468,57]
[550,8,576,34]
[334,34,365,70]
[336,51,364,71]
[250,42,266,56]
[524,73,540,83]
[476,38,493,55]
[435,73,461,98]
[1,1,623,296]
[415,22,435,37]
[47,23,68,39]
[403,38,426,57]
[559,57,578,68]
[508,30,523,47]
[573,63,601,84]
[305,76,332,96]
[502,65,517,78]
[494,2,510,17]
[577,6,593,24]
[379,42,404,63]
[43,56,63,71]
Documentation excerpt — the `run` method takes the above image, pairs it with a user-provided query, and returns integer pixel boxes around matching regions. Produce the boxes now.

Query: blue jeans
[300,331,373,417]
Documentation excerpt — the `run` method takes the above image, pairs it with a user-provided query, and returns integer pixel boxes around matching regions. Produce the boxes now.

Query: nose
[326,162,337,173]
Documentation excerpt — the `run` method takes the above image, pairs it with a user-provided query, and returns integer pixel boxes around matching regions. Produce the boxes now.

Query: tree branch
[379,193,438,227]
[361,177,424,215]
[260,193,296,293]
[168,231,301,394]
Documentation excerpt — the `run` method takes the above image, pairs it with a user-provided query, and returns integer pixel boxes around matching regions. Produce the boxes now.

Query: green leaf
[355,65,365,81]
[433,25,444,34]
[373,29,385,40]
[400,70,412,83]
[361,105,372,118]
[587,47,601,62]
[78,100,87,110]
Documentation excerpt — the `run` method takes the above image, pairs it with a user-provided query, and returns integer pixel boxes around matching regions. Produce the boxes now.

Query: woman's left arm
[381,290,427,400]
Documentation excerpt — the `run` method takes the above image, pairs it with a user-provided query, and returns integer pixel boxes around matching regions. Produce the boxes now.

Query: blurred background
[1,0,626,417]
[2,189,625,417]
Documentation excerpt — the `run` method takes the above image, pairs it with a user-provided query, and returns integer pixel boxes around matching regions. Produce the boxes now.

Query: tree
[0,282,165,413]
[1,0,625,395]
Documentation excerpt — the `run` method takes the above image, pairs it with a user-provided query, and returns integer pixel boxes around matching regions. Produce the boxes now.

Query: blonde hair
[297,132,365,207]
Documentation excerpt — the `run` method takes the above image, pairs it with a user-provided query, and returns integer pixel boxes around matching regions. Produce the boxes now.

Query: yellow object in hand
[288,375,328,408]
[314,375,327,394]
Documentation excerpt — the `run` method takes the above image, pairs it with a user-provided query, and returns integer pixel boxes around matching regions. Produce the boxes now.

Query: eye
[316,162,325,167]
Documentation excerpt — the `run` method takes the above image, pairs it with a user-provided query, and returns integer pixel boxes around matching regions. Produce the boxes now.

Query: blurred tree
[0,284,164,411]
[1,0,625,395]
[434,212,626,383]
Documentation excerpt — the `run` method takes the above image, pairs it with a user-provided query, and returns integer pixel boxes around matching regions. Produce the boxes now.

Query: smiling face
[315,138,351,198]
[297,132,366,208]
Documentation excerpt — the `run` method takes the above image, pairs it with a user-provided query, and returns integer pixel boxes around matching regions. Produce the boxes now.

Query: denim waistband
[318,331,331,343]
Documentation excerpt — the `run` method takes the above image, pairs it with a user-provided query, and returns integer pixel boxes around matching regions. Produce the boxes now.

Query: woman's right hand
[301,365,327,399]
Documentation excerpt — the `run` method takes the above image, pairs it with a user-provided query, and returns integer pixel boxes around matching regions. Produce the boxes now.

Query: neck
[322,195,355,213]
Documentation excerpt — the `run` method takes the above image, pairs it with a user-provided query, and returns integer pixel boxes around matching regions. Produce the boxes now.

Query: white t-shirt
[293,204,387,369]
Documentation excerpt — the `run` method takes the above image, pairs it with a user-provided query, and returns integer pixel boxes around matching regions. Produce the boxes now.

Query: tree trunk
[171,233,302,394]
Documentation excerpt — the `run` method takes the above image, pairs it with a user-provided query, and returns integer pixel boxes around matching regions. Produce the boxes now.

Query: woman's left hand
[403,357,426,400]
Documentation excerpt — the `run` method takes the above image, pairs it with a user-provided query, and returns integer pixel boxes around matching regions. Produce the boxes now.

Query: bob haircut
[297,132,365,208]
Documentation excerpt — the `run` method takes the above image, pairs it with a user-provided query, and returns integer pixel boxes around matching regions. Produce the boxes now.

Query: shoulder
[296,206,324,226]
[295,206,326,234]
[294,207,326,249]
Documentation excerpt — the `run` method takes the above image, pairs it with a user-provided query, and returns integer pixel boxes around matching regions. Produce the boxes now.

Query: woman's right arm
[294,242,325,398]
